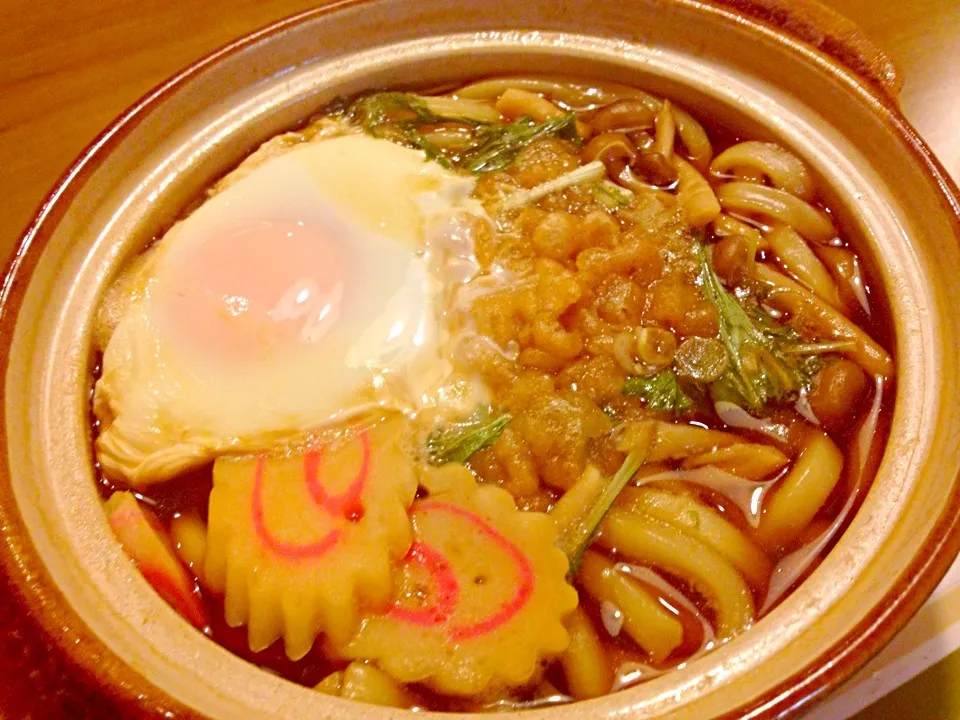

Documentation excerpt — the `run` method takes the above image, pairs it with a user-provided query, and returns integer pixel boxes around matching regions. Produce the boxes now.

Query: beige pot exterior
[2,1,960,719]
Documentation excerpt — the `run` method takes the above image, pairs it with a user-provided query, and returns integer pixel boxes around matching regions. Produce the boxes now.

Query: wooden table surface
[1,1,958,718]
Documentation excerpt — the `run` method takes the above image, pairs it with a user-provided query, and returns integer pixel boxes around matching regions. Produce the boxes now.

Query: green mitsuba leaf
[426,408,512,465]
[623,369,693,414]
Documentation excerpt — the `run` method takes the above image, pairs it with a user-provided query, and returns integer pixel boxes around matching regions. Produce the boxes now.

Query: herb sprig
[695,240,819,412]
[459,114,579,173]
[349,93,457,167]
[566,449,647,574]
[425,407,512,465]
[623,369,693,414]
[348,92,579,174]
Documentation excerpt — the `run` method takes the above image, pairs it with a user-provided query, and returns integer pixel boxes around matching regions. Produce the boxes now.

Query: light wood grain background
[0,1,958,718]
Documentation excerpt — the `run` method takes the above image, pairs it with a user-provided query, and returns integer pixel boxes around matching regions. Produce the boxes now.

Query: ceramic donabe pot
[3,1,960,718]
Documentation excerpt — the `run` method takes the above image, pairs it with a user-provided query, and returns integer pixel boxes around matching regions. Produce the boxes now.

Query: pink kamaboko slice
[203,415,417,659]
[104,491,208,630]
[336,463,578,696]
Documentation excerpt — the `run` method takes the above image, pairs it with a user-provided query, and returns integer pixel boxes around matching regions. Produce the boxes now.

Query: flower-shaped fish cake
[203,415,417,659]
[337,463,577,696]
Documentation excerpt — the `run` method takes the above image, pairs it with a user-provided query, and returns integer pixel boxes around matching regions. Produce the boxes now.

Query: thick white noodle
[760,376,884,613]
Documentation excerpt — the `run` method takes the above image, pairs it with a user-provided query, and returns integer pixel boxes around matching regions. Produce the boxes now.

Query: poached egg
[94,134,487,486]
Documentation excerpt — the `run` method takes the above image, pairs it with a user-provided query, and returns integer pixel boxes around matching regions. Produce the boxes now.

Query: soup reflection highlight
[91,76,894,711]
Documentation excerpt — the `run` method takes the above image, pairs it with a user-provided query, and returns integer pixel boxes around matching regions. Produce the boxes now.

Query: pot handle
[714,0,902,99]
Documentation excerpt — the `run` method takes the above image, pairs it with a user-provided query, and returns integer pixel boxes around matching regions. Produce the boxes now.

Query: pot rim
[2,1,959,718]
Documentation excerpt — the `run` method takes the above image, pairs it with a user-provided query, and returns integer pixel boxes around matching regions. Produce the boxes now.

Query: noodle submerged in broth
[91,76,894,710]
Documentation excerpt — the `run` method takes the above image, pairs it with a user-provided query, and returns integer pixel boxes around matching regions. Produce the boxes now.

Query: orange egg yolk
[160,220,345,360]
